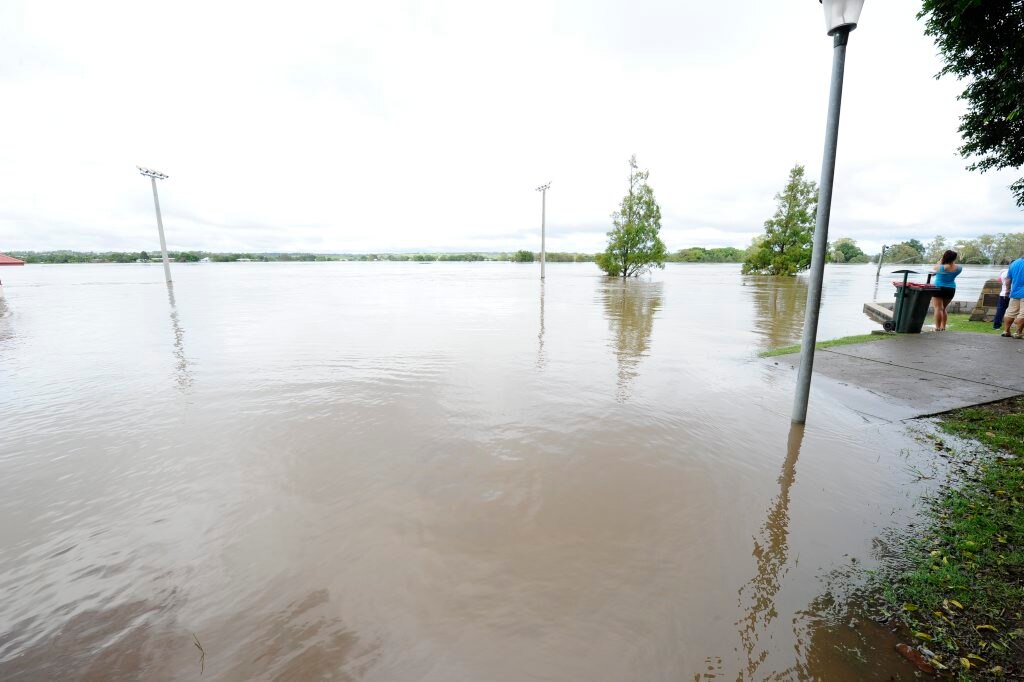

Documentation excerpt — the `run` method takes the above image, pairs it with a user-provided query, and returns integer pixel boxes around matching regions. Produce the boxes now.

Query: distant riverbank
[6,246,747,265]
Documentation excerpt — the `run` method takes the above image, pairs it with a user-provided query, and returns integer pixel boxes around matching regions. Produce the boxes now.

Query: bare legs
[931,297,948,331]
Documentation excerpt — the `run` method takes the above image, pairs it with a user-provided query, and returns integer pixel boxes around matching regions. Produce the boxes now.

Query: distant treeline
[665,247,745,263]
[869,232,1024,266]
[8,250,333,263]
[7,250,600,264]
[8,248,747,265]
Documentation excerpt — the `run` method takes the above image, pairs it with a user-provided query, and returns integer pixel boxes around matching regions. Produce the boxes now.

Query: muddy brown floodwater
[0,262,1005,680]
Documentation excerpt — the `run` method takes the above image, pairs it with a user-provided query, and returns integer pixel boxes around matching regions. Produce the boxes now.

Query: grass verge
[873,397,1024,678]
[941,313,1005,335]
[759,333,892,358]
[760,314,1002,358]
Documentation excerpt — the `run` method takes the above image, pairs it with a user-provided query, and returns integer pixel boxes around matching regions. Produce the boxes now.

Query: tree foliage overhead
[741,164,819,276]
[596,155,668,278]
[919,0,1024,206]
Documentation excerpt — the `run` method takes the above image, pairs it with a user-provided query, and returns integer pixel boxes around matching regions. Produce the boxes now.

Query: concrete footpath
[772,333,1024,422]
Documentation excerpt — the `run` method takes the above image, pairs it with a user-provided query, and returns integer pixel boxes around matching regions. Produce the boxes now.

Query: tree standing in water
[597,155,667,278]
[742,164,818,276]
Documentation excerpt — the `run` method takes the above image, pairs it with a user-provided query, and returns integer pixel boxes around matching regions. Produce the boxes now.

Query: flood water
[0,262,1005,680]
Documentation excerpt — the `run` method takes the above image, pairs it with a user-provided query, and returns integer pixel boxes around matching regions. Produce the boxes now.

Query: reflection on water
[737,424,804,679]
[166,283,192,392]
[0,592,182,681]
[537,281,546,370]
[748,275,809,353]
[600,279,662,401]
[0,295,10,345]
[0,263,996,680]
[215,589,373,681]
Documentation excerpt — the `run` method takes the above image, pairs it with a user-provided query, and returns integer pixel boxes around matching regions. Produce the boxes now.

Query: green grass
[874,398,1024,678]
[759,333,892,358]
[941,313,1005,335]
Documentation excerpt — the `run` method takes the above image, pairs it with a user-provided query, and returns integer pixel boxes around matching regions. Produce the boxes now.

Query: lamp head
[819,0,864,36]
[137,166,169,180]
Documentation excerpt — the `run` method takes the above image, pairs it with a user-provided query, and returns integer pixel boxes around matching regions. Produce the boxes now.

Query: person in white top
[993,267,1010,329]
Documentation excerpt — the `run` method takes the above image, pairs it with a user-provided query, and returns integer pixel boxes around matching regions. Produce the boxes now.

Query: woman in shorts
[931,250,962,331]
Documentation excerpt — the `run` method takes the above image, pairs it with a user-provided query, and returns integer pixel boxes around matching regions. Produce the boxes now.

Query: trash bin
[888,281,940,333]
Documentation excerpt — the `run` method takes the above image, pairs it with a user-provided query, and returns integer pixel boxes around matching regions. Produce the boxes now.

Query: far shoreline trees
[10,232,1023,268]
[596,155,668,278]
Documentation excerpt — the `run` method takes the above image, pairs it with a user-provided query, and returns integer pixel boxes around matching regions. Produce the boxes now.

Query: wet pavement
[772,332,1024,421]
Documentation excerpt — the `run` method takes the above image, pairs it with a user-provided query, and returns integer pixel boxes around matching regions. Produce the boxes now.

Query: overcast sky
[1,0,1020,255]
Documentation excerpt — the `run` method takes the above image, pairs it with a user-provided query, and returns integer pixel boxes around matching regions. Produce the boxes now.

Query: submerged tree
[742,164,818,276]
[920,0,1024,207]
[829,237,869,264]
[596,155,667,278]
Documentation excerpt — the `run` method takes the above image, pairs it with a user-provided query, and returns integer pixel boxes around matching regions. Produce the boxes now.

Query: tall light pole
[792,0,865,424]
[138,166,172,283]
[536,182,551,280]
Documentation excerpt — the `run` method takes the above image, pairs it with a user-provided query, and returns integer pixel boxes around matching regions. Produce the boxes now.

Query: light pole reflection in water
[165,282,192,392]
[735,423,804,679]
[537,281,546,370]
[601,279,662,402]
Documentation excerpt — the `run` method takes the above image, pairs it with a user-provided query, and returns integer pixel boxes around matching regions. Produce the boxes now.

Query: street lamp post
[536,182,551,280]
[792,0,865,424]
[138,166,172,283]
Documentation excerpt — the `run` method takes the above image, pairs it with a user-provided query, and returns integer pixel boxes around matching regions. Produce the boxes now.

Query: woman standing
[931,250,962,331]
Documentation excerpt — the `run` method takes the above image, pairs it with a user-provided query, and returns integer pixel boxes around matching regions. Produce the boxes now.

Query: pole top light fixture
[819,0,864,36]
[138,166,169,180]
[535,182,551,192]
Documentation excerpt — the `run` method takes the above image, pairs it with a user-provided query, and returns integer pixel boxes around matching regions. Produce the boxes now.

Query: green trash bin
[887,270,940,333]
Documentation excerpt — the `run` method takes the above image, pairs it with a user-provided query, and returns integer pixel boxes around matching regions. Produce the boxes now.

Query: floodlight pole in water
[138,166,172,283]
[793,2,862,424]
[536,182,550,280]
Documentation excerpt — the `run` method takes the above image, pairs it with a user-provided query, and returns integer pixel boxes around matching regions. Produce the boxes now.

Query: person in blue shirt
[931,250,962,331]
[1001,255,1024,338]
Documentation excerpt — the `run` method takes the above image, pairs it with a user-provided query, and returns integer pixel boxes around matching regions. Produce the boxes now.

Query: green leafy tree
[596,155,667,278]
[742,164,818,276]
[953,239,988,264]
[920,0,1024,206]
[139,251,150,261]
[906,239,926,256]
[993,232,1024,264]
[924,235,948,262]
[977,234,999,263]
[886,243,924,265]
[513,250,534,263]
[830,238,869,264]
